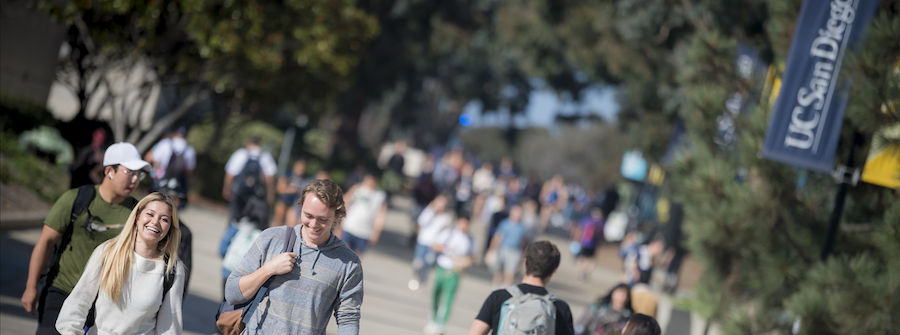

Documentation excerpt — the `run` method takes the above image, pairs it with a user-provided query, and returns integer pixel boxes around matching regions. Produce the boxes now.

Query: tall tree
[42,0,377,152]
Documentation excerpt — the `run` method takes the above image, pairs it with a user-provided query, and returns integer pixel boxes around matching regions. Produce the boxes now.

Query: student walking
[426,216,475,335]
[224,179,363,334]
[272,159,308,227]
[22,142,149,335]
[146,127,196,209]
[339,173,387,256]
[410,194,453,291]
[468,241,575,335]
[222,135,276,222]
[487,204,527,289]
[55,193,185,334]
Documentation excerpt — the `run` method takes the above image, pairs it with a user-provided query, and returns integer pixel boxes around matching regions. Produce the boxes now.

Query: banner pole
[819,132,862,260]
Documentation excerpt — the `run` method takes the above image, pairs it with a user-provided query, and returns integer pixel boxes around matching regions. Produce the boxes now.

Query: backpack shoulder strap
[162,256,176,301]
[282,226,297,253]
[506,285,524,298]
[71,185,96,225]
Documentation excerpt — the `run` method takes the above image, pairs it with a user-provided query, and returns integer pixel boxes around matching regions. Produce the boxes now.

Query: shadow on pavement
[1,231,37,321]
[184,292,224,334]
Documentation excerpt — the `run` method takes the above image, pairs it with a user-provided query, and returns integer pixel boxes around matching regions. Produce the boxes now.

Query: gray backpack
[497,286,558,335]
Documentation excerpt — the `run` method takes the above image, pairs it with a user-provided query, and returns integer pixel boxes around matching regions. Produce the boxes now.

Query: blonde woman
[56,192,185,335]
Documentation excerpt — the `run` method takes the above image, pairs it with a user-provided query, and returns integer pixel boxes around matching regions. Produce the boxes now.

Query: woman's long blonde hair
[96,192,180,303]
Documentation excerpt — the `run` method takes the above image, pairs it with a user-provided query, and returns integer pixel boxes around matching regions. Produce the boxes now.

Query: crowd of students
[22,136,667,335]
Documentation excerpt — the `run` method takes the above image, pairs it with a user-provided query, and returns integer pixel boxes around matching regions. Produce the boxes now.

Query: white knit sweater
[56,244,185,335]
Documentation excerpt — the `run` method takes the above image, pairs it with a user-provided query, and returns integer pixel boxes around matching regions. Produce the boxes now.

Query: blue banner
[761,0,880,173]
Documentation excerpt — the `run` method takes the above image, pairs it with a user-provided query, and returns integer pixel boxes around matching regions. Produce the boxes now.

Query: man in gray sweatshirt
[225,179,363,334]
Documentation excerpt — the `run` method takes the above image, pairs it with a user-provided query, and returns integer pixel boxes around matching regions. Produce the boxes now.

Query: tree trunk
[134,90,202,153]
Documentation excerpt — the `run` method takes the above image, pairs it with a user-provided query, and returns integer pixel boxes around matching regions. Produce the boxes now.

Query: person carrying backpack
[55,192,185,334]
[222,135,276,223]
[469,240,574,335]
[21,142,150,335]
[146,128,196,209]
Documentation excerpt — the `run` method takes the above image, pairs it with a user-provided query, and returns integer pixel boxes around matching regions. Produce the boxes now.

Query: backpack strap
[506,285,524,298]
[73,185,96,234]
[282,226,297,253]
[44,185,96,286]
[162,255,176,301]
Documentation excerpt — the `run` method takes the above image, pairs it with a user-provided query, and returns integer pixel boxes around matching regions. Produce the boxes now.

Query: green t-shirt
[45,185,136,293]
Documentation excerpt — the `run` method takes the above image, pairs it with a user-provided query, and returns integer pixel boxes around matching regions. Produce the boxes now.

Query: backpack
[497,285,558,335]
[235,154,264,199]
[163,149,188,182]
[43,185,138,285]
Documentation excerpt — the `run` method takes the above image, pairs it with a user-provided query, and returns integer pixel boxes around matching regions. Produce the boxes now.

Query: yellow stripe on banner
[861,144,900,190]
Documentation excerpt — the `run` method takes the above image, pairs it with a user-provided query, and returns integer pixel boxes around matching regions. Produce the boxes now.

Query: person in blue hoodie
[225,179,363,335]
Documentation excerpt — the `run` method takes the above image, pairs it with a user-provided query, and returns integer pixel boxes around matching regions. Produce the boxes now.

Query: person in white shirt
[337,173,387,256]
[471,162,495,220]
[56,192,185,335]
[426,216,475,335]
[146,128,196,209]
[409,194,453,291]
[222,135,277,221]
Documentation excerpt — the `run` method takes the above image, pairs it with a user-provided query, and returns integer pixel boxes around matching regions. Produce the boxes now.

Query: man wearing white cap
[21,142,150,335]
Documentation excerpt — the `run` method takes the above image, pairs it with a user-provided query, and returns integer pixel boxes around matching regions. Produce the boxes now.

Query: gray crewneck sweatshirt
[225,225,363,335]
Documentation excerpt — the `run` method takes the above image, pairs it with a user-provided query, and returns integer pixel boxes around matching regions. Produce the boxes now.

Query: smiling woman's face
[137,201,172,246]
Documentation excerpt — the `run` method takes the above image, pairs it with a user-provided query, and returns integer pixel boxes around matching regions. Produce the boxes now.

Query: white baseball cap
[103,142,150,171]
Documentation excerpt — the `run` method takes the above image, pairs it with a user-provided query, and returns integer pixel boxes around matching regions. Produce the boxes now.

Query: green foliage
[39,0,379,147]
[0,91,57,134]
[608,1,900,333]
[0,130,69,202]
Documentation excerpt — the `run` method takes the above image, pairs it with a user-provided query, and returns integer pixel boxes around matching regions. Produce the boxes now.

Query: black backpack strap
[73,184,96,233]
[162,255,176,301]
[71,185,96,224]
[44,185,95,285]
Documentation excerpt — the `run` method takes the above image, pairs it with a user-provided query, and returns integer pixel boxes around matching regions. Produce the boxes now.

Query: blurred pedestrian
[468,241,574,335]
[454,162,475,216]
[574,283,633,335]
[521,199,540,246]
[497,156,516,180]
[146,127,196,210]
[22,142,149,334]
[470,162,495,220]
[622,314,661,335]
[426,216,475,335]
[571,207,605,282]
[69,128,108,189]
[224,179,363,334]
[410,194,453,291]
[539,175,568,231]
[381,140,406,205]
[487,204,526,289]
[410,154,438,247]
[55,193,185,334]
[222,135,276,222]
[272,159,308,227]
[338,173,387,256]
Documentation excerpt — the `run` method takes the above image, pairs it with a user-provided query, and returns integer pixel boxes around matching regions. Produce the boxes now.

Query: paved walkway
[0,196,679,334]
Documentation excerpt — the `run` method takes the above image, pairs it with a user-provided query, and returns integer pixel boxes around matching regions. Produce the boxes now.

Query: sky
[461,84,619,129]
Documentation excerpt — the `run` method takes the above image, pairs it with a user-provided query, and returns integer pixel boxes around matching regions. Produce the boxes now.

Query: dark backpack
[164,149,188,182]
[235,156,264,199]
